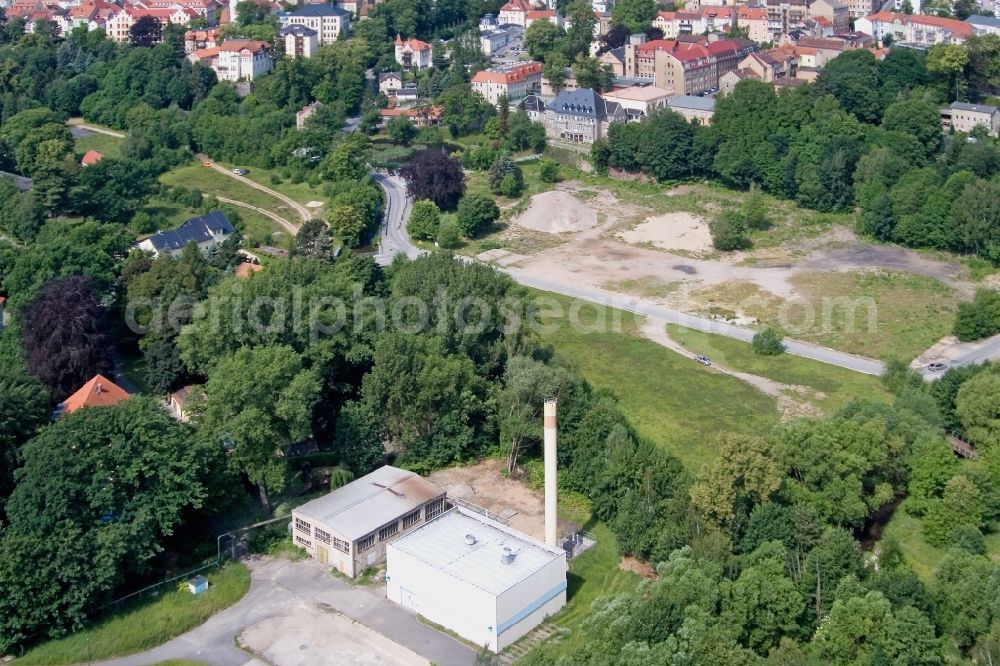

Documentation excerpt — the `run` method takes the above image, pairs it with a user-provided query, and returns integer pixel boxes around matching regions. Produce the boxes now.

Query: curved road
[374,175,886,376]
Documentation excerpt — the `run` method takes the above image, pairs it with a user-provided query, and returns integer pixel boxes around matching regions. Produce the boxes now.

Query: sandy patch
[306,200,324,208]
[239,604,428,666]
[428,458,575,541]
[514,191,597,234]
[618,212,712,255]
[620,556,657,579]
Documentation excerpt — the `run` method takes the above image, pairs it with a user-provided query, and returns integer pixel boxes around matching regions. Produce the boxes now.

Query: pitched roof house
[81,149,104,166]
[137,211,236,257]
[60,374,130,415]
[538,88,625,144]
[394,35,432,69]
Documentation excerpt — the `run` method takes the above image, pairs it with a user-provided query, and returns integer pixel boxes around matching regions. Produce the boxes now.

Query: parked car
[694,355,711,366]
[232,168,249,176]
[927,362,947,372]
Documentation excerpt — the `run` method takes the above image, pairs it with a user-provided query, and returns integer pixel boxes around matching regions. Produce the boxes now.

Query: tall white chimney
[544,398,558,547]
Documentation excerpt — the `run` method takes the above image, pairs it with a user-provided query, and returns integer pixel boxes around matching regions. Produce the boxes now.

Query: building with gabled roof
[81,149,104,166]
[967,14,1000,36]
[942,101,1000,136]
[60,374,130,416]
[138,211,236,257]
[213,39,272,81]
[395,35,432,69]
[292,465,447,577]
[498,0,532,26]
[625,35,758,94]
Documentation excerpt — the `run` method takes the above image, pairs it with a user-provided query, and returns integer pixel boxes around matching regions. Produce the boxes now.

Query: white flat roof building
[292,466,447,577]
[386,506,567,653]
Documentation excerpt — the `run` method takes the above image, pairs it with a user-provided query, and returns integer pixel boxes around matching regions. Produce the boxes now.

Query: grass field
[15,562,250,665]
[665,324,892,413]
[533,291,779,471]
[204,160,327,210]
[73,131,124,159]
[160,163,296,246]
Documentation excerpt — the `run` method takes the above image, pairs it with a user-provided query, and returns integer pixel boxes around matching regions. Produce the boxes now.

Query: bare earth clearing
[480,181,970,362]
[428,458,575,541]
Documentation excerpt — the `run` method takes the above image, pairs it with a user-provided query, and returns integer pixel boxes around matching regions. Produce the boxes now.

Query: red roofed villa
[60,374,130,416]
[471,61,543,104]
[395,35,432,69]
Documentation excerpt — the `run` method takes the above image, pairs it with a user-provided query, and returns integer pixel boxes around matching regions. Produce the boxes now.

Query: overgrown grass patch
[15,562,250,665]
[665,324,892,413]
[533,291,779,471]
[73,131,123,159]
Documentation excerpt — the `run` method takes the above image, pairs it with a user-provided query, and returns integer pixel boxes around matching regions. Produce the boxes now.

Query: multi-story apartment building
[471,61,543,104]
[280,24,318,58]
[856,11,973,44]
[277,4,349,46]
[214,39,272,81]
[624,35,758,95]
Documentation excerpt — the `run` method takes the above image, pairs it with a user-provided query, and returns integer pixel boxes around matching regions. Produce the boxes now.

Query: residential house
[213,39,272,81]
[654,7,770,43]
[856,12,974,45]
[81,149,104,166]
[843,0,877,20]
[942,101,1000,136]
[296,100,324,129]
[666,95,716,124]
[394,83,419,106]
[498,0,532,26]
[184,27,219,53]
[524,9,560,28]
[539,88,625,144]
[168,384,203,422]
[104,6,199,43]
[395,35,432,69]
[277,4,349,46]
[808,0,849,32]
[291,465,448,577]
[138,211,236,257]
[379,106,443,127]
[59,374,130,417]
[599,46,627,77]
[378,71,403,95]
[471,61,543,105]
[601,85,672,121]
[187,45,220,67]
[139,0,218,23]
[762,0,810,40]
[479,13,521,55]
[966,14,1000,36]
[280,24,318,58]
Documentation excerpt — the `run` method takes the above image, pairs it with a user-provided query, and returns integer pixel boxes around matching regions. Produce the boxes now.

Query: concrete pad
[239,603,429,666]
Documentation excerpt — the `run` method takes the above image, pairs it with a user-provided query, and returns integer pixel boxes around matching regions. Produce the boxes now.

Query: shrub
[488,151,523,196]
[752,327,785,355]
[408,199,442,241]
[954,289,1000,341]
[709,212,751,251]
[436,218,461,249]
[456,194,500,238]
[538,159,560,183]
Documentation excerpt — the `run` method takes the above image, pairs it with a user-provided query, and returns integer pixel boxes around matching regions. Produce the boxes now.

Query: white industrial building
[386,506,567,653]
[291,466,447,577]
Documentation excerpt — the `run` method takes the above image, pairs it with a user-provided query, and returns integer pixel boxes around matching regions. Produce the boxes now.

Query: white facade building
[386,506,567,653]
[277,4,350,46]
[214,39,272,82]
[280,24,318,58]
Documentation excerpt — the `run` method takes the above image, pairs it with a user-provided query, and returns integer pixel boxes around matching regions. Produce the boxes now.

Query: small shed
[187,575,209,595]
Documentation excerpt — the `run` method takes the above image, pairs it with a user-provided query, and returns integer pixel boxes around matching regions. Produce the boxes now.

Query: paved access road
[373,173,423,266]
[94,557,475,666]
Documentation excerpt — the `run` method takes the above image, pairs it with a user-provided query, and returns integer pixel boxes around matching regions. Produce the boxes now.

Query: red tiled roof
[219,38,269,52]
[81,149,103,166]
[526,9,554,19]
[472,61,542,84]
[500,0,531,11]
[62,374,130,414]
[864,11,972,37]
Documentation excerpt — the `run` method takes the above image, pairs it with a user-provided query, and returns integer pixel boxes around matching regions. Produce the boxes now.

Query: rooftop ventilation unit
[501,546,517,564]
[465,533,477,546]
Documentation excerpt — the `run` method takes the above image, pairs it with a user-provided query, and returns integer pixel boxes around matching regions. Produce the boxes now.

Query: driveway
[94,557,475,666]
